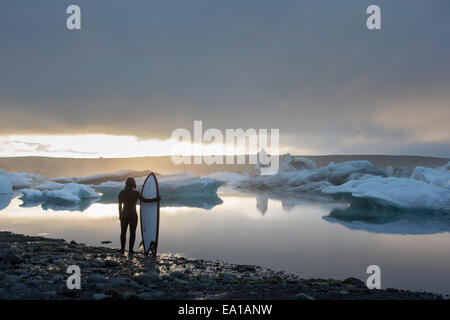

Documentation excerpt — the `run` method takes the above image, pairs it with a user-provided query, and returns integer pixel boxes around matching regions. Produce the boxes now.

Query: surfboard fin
[139,241,144,249]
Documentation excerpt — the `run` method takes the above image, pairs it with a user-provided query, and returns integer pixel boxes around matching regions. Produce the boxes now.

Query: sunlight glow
[0,134,251,158]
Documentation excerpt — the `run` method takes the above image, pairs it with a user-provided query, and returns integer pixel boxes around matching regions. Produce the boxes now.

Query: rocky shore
[0,231,444,300]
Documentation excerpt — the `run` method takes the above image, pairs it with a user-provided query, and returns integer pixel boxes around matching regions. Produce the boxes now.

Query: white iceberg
[20,183,101,205]
[322,177,450,212]
[410,166,450,190]
[0,170,45,189]
[437,161,450,172]
[207,172,250,188]
[0,175,12,194]
[94,174,223,200]
[236,160,375,192]
[35,181,65,191]
[278,154,317,172]
[157,172,200,183]
[0,176,12,211]
[159,178,222,198]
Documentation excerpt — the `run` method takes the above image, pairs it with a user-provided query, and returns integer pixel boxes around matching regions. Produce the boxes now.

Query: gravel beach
[0,231,443,300]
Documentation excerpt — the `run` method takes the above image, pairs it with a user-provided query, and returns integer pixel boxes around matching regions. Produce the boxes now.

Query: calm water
[1,191,450,295]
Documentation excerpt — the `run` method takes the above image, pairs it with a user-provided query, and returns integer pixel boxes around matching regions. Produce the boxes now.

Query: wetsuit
[118,187,144,252]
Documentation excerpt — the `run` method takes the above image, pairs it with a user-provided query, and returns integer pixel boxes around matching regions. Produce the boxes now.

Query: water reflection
[323,206,450,235]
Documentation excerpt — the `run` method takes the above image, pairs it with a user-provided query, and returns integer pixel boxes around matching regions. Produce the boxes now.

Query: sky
[0,0,449,158]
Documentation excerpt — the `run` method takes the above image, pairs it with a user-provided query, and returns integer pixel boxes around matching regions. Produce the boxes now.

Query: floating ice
[160,177,222,198]
[0,175,12,194]
[236,160,376,192]
[35,181,65,191]
[322,177,450,212]
[207,172,250,188]
[279,154,317,172]
[437,161,450,172]
[410,166,450,190]
[0,170,44,189]
[0,176,12,211]
[20,183,101,205]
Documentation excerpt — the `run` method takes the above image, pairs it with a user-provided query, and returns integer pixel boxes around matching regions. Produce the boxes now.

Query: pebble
[88,274,107,283]
[295,293,315,300]
[170,271,186,279]
[0,231,443,301]
[135,273,158,285]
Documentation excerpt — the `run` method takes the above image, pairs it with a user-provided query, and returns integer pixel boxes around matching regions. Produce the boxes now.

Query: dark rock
[170,271,186,279]
[135,273,158,285]
[87,274,107,283]
[0,253,24,264]
[342,277,366,288]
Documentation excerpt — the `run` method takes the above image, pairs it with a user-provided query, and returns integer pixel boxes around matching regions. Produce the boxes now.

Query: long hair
[125,177,137,189]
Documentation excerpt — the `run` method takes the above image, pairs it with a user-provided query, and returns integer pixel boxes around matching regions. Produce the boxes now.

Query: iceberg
[410,166,450,190]
[207,172,250,188]
[94,175,223,210]
[278,154,317,172]
[36,181,65,191]
[20,183,101,205]
[0,170,44,189]
[160,177,222,198]
[322,177,450,212]
[94,173,222,196]
[0,194,11,211]
[0,175,12,194]
[236,160,376,192]
[437,161,450,172]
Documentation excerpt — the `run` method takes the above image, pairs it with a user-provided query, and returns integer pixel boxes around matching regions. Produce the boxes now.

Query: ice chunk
[0,170,44,189]
[0,175,12,194]
[35,181,65,191]
[207,172,250,188]
[158,172,200,183]
[0,176,12,211]
[239,160,375,192]
[279,154,317,172]
[0,194,11,211]
[410,166,450,190]
[437,161,450,172]
[322,177,450,212]
[160,178,222,198]
[20,183,101,205]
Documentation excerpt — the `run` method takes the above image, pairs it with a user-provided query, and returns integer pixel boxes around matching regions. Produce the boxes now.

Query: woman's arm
[118,193,123,219]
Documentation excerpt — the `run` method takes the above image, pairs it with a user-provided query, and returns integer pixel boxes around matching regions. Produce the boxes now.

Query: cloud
[0,0,449,156]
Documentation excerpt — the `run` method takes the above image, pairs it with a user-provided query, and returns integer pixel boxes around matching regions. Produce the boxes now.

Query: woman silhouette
[118,177,160,254]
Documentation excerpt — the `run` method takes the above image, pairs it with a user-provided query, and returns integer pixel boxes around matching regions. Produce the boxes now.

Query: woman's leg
[120,218,129,252]
[129,215,138,253]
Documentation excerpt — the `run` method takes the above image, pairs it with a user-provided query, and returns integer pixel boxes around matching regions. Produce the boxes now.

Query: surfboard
[140,172,160,256]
